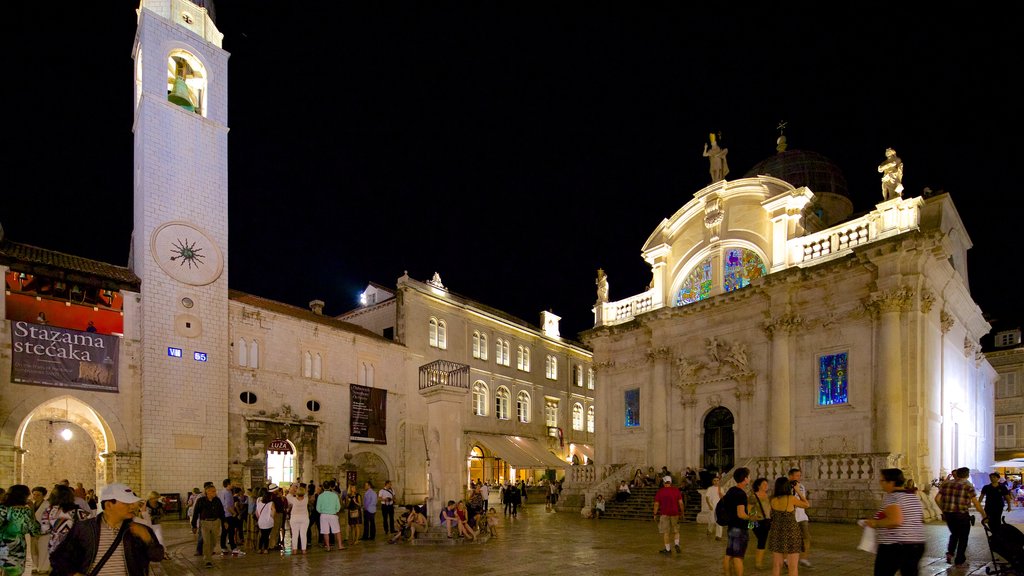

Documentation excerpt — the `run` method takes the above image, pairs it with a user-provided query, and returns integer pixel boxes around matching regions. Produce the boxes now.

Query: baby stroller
[983,518,1024,575]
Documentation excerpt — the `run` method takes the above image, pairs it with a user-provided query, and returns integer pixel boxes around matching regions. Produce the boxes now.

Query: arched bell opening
[166,50,207,116]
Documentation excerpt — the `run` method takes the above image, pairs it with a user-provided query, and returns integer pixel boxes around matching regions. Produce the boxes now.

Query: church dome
[743,149,848,198]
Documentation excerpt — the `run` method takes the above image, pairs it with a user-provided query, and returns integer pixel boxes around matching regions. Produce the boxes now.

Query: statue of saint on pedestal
[596,268,609,303]
[702,133,730,183]
[878,148,904,200]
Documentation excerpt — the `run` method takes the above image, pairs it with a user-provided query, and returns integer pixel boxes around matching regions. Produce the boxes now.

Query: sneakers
[799,559,812,567]
[658,549,671,555]
[674,544,681,553]
[232,549,245,556]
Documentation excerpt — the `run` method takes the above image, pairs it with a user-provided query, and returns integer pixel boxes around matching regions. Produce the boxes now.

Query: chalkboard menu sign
[350,383,387,444]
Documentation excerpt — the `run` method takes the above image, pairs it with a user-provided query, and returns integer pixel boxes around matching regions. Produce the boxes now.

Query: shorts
[320,513,341,534]
[726,527,749,558]
[798,520,811,547]
[657,515,680,534]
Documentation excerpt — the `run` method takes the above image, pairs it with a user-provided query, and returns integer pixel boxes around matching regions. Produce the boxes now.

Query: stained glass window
[676,257,713,306]
[818,352,848,405]
[625,388,640,427]
[723,248,767,293]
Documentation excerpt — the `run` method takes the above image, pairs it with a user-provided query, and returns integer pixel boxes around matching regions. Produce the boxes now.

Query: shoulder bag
[89,521,127,576]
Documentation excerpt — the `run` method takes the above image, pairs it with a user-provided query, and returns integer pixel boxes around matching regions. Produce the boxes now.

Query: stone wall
[22,420,97,491]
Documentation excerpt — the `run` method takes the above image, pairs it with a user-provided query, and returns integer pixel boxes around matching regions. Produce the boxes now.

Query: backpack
[715,494,732,527]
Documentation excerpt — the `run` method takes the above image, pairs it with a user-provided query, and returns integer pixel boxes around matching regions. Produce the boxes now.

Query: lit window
[625,389,640,427]
[517,345,531,371]
[437,320,447,349]
[676,257,712,306]
[545,399,558,427]
[587,406,595,433]
[517,391,531,423]
[429,318,439,347]
[573,365,583,386]
[545,355,558,380]
[479,333,488,360]
[473,331,482,359]
[496,339,510,366]
[818,352,849,405]
[723,248,767,293]
[495,386,510,420]
[572,402,584,431]
[588,367,595,390]
[473,381,489,416]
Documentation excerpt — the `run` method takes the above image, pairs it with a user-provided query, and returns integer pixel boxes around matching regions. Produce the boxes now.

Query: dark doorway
[703,407,735,475]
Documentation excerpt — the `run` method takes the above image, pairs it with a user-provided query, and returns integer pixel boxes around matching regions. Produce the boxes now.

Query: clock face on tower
[151,221,224,286]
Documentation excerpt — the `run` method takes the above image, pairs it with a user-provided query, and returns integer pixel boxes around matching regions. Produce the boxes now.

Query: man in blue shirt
[361,481,378,540]
[218,479,243,555]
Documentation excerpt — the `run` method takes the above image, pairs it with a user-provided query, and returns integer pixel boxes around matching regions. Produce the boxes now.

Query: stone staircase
[593,486,702,522]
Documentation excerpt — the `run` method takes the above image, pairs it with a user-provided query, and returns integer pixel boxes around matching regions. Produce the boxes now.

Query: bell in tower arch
[168,75,196,112]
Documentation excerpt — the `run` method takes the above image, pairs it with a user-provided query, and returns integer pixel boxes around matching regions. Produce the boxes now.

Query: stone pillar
[420,385,468,512]
[681,395,698,470]
[764,313,800,456]
[0,444,25,487]
[649,348,670,468]
[103,451,142,490]
[873,289,911,454]
[918,296,943,484]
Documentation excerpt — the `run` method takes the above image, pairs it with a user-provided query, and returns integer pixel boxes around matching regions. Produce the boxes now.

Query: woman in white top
[286,486,310,554]
[705,476,724,540]
[859,468,925,576]
[255,489,277,554]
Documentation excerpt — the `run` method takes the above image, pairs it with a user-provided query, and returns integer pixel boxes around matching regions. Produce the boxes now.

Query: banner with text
[350,383,387,444]
[10,321,120,392]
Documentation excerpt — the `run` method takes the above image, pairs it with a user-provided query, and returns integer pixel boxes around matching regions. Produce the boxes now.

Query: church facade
[582,152,995,521]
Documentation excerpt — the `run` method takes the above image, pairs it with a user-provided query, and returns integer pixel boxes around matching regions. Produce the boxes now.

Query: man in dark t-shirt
[722,467,751,576]
[980,472,1013,529]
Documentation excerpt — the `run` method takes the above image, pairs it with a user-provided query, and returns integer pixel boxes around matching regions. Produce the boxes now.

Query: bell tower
[131,0,230,491]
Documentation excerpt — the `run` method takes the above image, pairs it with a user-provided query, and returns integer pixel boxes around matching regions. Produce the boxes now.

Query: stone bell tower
[131,0,230,492]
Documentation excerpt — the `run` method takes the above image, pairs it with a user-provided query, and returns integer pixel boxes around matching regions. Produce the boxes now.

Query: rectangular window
[624,389,639,427]
[997,423,1016,449]
[997,373,1019,398]
[818,352,849,405]
[545,399,558,427]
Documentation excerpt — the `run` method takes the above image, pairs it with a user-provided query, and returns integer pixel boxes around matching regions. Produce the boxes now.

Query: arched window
[545,355,558,380]
[676,256,713,306]
[438,320,447,349]
[473,381,489,416]
[429,318,439,347]
[588,367,595,390]
[723,248,767,293]
[238,337,248,367]
[572,402,584,430]
[312,353,322,380]
[249,340,259,369]
[545,399,559,427]
[479,333,488,360]
[573,365,583,386]
[522,347,530,371]
[587,406,595,433]
[166,50,208,116]
[517,391,531,423]
[473,331,482,359]
[495,386,511,420]
[496,339,510,366]
[303,351,312,378]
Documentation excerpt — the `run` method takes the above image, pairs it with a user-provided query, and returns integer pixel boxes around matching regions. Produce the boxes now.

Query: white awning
[469,433,569,469]
[570,443,594,463]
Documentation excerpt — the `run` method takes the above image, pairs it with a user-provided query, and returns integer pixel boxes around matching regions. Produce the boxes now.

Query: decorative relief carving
[919,288,935,313]
[761,312,803,339]
[646,347,672,361]
[963,337,978,359]
[707,394,722,408]
[704,198,725,238]
[867,286,915,315]
[672,337,757,405]
[940,309,954,334]
[593,360,616,372]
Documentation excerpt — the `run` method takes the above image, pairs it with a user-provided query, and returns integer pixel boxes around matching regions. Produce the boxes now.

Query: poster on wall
[350,384,387,444]
[9,321,120,392]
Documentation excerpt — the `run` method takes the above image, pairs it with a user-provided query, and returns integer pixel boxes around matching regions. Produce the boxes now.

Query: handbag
[89,521,127,576]
[754,496,771,535]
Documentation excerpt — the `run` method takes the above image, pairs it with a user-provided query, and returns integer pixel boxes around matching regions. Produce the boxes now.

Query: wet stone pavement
[47,502,1024,576]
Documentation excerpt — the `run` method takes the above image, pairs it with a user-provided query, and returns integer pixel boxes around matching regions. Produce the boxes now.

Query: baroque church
[581,134,995,521]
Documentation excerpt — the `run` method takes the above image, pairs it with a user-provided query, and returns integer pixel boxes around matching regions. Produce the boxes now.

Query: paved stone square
[104,503,1023,575]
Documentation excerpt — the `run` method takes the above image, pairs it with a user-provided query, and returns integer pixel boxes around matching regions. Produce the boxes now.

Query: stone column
[649,348,670,468]
[420,385,468,512]
[917,293,942,484]
[873,288,912,454]
[763,313,800,456]
[0,444,25,487]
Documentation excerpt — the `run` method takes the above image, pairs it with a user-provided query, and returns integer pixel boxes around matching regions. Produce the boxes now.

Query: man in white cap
[652,475,684,555]
[50,483,164,576]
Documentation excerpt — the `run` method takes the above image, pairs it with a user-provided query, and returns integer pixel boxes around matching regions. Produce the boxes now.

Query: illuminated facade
[584,154,996,521]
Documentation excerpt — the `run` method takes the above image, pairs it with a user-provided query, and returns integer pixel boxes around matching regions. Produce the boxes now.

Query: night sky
[6,3,1018,340]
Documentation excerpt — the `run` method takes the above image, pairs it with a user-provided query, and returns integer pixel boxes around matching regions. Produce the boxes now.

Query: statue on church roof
[878,147,904,200]
[428,272,445,289]
[703,133,730,183]
[596,268,609,303]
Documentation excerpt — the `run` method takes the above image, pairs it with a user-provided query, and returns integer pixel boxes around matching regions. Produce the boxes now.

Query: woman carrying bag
[748,478,772,570]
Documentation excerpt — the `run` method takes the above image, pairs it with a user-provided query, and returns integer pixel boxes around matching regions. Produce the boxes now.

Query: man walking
[722,467,751,576]
[653,475,684,555]
[378,480,396,535]
[936,467,987,568]
[361,481,378,540]
[788,467,812,567]
[980,472,1013,530]
[192,484,225,568]
[480,482,490,512]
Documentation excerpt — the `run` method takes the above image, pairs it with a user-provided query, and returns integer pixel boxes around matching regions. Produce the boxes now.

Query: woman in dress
[286,485,310,554]
[705,476,724,540]
[767,477,809,576]
[859,468,926,576]
[748,477,772,569]
[345,484,362,546]
[255,489,276,554]
[0,484,42,576]
[454,501,476,540]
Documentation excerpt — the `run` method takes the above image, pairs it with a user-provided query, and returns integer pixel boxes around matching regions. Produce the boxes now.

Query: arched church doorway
[18,395,113,492]
[703,406,734,475]
[347,451,389,490]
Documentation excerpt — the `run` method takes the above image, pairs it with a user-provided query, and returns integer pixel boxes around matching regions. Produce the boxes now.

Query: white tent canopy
[990,458,1024,468]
